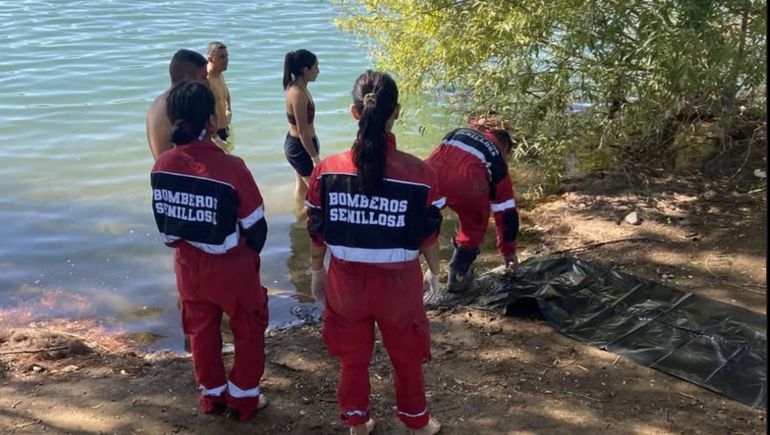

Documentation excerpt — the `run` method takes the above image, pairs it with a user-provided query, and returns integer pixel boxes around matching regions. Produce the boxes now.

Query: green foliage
[332,0,766,179]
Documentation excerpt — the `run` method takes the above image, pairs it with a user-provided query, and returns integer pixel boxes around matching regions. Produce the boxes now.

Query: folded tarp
[427,256,767,409]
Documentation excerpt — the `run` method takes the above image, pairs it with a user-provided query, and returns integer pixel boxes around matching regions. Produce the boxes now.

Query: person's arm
[420,167,445,298]
[288,88,319,162]
[420,240,440,274]
[305,165,326,248]
[305,165,327,301]
[146,100,173,161]
[491,174,519,268]
[225,87,232,125]
[420,167,445,273]
[311,243,327,271]
[235,160,267,253]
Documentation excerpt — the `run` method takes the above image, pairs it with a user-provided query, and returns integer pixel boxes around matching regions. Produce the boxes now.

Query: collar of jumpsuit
[182,138,224,152]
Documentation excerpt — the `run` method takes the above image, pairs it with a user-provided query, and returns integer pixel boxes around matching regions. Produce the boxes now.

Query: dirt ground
[0,163,766,434]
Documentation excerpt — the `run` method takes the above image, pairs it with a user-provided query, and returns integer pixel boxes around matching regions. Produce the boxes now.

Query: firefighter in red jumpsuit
[425,120,520,292]
[306,71,443,435]
[150,81,268,421]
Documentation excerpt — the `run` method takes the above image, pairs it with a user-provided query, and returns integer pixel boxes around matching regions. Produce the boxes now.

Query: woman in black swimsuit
[283,49,320,204]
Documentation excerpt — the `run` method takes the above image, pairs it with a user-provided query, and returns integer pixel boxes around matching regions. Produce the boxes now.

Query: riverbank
[1,166,766,434]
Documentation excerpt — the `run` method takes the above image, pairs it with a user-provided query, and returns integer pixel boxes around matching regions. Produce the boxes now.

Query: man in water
[146,49,208,160]
[206,41,233,153]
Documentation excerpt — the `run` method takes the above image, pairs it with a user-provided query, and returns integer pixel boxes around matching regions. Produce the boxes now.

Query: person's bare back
[146,49,208,161]
[146,89,172,160]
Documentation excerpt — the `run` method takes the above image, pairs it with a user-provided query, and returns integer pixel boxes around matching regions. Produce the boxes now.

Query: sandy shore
[1,168,765,434]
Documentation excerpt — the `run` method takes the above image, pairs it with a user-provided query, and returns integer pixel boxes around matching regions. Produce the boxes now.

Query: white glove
[310,268,326,303]
[423,269,439,293]
[422,269,440,305]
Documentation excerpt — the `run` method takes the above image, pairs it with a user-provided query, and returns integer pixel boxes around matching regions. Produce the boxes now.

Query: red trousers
[431,155,491,250]
[323,257,432,429]
[174,243,268,416]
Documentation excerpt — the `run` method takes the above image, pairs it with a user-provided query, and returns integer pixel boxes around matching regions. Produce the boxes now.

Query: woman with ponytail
[283,49,320,203]
[304,70,443,435]
[150,80,269,422]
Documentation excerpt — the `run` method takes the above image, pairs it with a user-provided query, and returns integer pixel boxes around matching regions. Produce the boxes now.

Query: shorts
[284,133,319,177]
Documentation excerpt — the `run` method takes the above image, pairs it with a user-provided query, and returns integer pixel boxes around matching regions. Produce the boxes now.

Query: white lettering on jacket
[328,192,408,228]
[153,189,219,224]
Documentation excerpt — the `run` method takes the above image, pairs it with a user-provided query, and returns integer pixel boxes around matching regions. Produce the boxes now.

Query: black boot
[447,239,479,293]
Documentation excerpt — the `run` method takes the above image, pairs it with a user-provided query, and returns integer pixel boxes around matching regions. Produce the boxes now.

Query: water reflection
[287,212,314,304]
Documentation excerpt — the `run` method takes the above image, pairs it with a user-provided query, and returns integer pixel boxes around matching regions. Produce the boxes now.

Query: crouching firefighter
[425,120,520,292]
[150,80,269,421]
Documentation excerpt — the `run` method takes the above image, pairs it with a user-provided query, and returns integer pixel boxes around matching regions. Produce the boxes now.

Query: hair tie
[363,92,376,105]
[198,129,207,140]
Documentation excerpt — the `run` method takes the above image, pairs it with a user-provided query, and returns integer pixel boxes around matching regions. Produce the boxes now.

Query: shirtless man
[206,41,233,152]
[146,49,208,160]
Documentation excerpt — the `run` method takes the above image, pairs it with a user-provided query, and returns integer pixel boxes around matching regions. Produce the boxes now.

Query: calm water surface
[0,1,453,351]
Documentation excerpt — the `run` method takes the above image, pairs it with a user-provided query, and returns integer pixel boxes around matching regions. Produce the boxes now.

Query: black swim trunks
[216,127,229,141]
[284,133,319,177]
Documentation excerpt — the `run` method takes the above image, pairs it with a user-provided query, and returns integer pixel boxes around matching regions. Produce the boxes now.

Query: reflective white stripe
[328,245,419,263]
[187,231,240,254]
[490,199,516,213]
[318,171,356,181]
[200,383,227,397]
[445,139,489,165]
[320,172,431,190]
[304,199,320,209]
[383,177,430,189]
[431,196,447,209]
[240,204,265,229]
[344,410,367,418]
[160,233,180,244]
[152,171,235,189]
[227,380,261,398]
[397,407,428,418]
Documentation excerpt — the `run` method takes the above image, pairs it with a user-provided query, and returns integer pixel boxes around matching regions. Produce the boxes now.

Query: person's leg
[175,249,228,414]
[206,250,269,421]
[284,133,313,204]
[324,261,376,427]
[372,263,435,430]
[326,315,375,427]
[295,172,309,203]
[446,195,487,292]
[179,299,227,414]
[451,196,489,252]
[225,286,268,420]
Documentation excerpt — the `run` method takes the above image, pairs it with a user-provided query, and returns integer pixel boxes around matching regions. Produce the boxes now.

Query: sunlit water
[0,0,455,351]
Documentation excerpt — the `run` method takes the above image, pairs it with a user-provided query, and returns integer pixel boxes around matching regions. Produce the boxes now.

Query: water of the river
[0,0,455,351]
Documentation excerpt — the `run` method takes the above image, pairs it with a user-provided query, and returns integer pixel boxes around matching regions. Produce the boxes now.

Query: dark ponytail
[351,70,399,196]
[283,49,318,90]
[166,80,215,145]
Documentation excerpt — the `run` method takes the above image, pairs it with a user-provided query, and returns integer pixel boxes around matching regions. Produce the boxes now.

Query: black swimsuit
[285,94,318,177]
[284,134,319,177]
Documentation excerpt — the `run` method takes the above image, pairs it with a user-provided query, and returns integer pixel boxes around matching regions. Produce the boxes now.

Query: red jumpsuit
[426,128,518,257]
[305,132,444,429]
[151,139,268,420]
